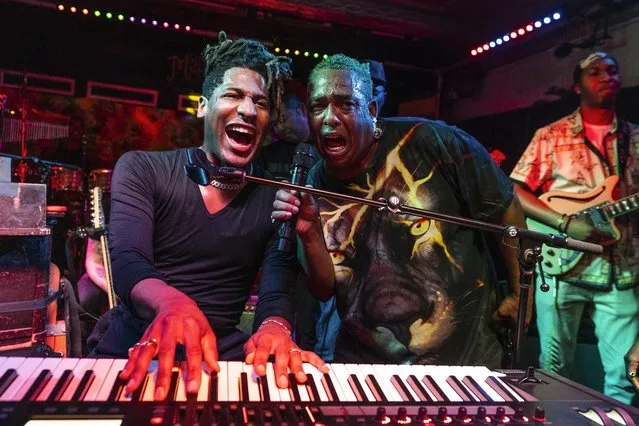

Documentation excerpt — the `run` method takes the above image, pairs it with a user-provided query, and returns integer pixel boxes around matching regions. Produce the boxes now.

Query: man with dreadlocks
[89,32,327,400]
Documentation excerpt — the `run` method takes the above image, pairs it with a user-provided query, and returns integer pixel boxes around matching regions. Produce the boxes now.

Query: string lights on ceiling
[55,4,328,60]
[471,11,562,57]
[273,47,328,60]
[56,3,192,32]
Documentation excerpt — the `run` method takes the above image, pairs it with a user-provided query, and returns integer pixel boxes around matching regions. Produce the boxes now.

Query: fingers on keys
[121,334,158,394]
[153,320,179,401]
[201,328,219,373]
[249,335,272,377]
[183,318,204,394]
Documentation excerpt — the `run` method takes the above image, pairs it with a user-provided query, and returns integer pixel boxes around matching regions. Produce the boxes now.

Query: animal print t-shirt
[307,118,514,367]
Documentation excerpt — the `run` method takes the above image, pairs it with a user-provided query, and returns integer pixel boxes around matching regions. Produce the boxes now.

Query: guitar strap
[616,120,630,179]
[583,119,631,178]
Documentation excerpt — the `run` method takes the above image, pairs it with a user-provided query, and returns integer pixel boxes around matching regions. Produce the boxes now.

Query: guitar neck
[599,192,639,219]
[99,235,117,309]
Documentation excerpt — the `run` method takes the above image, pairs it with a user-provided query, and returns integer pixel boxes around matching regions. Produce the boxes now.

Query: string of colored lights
[471,11,562,56]
[55,3,328,59]
[56,3,193,32]
[274,48,328,60]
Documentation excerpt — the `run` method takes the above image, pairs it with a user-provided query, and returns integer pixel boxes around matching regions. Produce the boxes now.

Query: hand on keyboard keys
[244,319,328,388]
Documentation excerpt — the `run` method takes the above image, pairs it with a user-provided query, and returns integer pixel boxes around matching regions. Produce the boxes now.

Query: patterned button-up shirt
[510,109,639,289]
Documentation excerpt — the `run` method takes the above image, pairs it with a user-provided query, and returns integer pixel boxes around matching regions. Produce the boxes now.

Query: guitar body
[526,176,620,276]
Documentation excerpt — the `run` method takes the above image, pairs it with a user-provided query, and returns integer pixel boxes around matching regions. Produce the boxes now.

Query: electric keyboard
[0,357,636,425]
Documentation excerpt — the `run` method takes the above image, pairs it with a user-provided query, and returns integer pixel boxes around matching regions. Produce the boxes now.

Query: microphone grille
[292,142,315,170]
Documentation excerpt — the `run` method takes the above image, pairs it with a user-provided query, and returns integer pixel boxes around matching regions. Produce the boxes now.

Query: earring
[372,117,383,140]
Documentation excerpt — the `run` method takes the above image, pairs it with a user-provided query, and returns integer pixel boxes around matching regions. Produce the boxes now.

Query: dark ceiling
[1,0,633,111]
[142,0,591,67]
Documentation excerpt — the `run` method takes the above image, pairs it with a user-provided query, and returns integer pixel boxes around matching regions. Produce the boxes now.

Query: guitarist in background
[511,52,639,406]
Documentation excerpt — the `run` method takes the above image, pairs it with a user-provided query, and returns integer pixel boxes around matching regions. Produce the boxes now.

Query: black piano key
[446,375,474,401]
[287,373,301,401]
[422,375,448,401]
[365,374,387,402]
[463,375,492,402]
[391,375,415,402]
[166,370,179,401]
[209,371,218,402]
[23,369,52,401]
[259,375,270,402]
[47,369,74,402]
[407,375,433,402]
[186,391,198,403]
[305,374,321,402]
[131,375,146,402]
[240,372,250,401]
[107,373,126,402]
[321,373,339,402]
[0,369,18,397]
[347,374,368,402]
[71,370,95,402]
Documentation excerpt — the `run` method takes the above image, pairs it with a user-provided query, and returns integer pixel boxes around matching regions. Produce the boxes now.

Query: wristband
[259,318,291,336]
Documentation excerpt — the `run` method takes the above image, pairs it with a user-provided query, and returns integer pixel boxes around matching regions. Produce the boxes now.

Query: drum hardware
[0,152,81,182]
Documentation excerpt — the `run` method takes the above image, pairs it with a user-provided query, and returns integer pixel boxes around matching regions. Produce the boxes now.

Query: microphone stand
[209,167,604,369]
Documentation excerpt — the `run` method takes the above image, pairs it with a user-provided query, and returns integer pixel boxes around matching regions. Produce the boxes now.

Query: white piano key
[418,365,463,402]
[265,362,284,402]
[95,359,128,401]
[140,361,159,402]
[343,363,376,402]
[356,363,387,402]
[173,362,188,402]
[197,364,211,402]
[264,363,291,402]
[290,370,311,402]
[302,363,329,402]
[370,364,404,402]
[461,366,504,402]
[242,363,262,402]
[0,357,7,368]
[36,358,79,402]
[0,357,45,401]
[227,361,243,401]
[217,361,228,402]
[82,359,114,402]
[12,358,61,401]
[394,365,427,401]
[489,375,525,402]
[444,366,477,401]
[60,359,96,402]
[326,363,356,402]
[0,357,26,378]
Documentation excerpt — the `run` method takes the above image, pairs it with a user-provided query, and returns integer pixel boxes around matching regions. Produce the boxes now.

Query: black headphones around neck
[184,147,251,186]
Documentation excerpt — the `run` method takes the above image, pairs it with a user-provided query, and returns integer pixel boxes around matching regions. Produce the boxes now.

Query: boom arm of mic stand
[243,174,603,253]
[0,152,82,170]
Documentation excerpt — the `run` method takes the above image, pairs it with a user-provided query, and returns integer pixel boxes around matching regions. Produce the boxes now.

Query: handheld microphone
[277,143,316,252]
